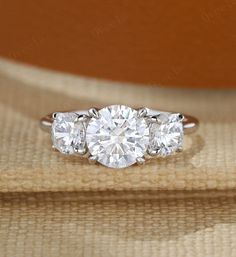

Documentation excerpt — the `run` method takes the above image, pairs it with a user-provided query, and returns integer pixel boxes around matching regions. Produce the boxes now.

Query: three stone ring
[40,105,199,169]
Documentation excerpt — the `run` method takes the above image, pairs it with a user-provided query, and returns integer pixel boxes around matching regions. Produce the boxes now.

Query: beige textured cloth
[0,192,236,257]
[0,59,235,192]
[0,59,236,257]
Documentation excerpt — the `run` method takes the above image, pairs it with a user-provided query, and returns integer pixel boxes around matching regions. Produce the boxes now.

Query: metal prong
[77,114,89,122]
[52,112,59,120]
[74,147,87,155]
[155,114,165,124]
[137,108,148,118]
[147,115,158,123]
[147,149,158,156]
[178,113,184,121]
[147,115,162,124]
[88,108,100,119]
[88,155,98,164]
[136,157,145,165]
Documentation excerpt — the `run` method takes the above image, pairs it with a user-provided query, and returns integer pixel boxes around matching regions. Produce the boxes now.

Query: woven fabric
[0,192,235,257]
[0,59,236,256]
[0,59,235,192]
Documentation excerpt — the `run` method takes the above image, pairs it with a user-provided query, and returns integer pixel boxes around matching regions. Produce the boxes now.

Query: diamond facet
[52,113,86,154]
[148,113,184,156]
[86,105,149,168]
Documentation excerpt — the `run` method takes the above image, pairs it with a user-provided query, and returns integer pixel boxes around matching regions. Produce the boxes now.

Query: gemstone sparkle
[148,113,184,156]
[52,113,86,155]
[86,105,149,168]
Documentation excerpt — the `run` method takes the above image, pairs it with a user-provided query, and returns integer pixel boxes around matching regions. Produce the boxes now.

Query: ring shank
[40,109,199,134]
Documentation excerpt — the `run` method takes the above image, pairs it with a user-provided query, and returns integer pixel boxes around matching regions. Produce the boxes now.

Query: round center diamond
[86,105,149,168]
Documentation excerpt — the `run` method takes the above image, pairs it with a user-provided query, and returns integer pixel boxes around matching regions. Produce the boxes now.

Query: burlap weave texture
[0,59,235,192]
[0,59,236,257]
[0,192,235,257]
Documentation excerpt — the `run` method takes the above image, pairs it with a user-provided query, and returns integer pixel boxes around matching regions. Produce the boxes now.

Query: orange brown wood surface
[0,0,235,88]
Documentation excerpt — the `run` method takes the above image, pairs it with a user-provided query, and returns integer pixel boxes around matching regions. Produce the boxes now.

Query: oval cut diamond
[52,113,86,154]
[149,113,184,156]
[86,105,149,168]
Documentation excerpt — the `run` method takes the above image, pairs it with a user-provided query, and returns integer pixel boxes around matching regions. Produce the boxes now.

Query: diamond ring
[40,105,199,169]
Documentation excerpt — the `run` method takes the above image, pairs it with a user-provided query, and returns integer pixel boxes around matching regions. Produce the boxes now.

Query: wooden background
[0,0,236,88]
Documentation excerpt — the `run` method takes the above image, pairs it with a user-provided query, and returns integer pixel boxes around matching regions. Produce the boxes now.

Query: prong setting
[88,155,98,164]
[137,108,148,118]
[136,157,145,165]
[178,113,184,122]
[88,108,100,119]
[147,149,158,156]
[77,114,89,122]
[52,112,59,120]
[147,115,162,124]
[74,147,87,156]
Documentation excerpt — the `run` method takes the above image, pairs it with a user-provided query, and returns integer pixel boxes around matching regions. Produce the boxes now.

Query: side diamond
[148,113,184,157]
[51,113,86,154]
